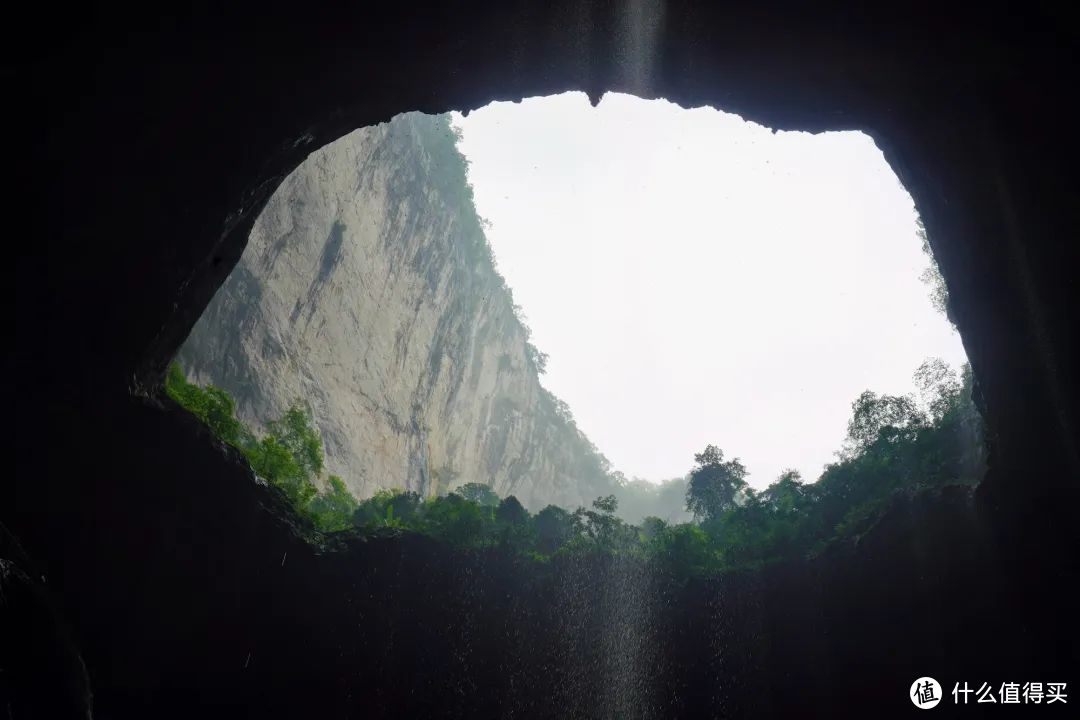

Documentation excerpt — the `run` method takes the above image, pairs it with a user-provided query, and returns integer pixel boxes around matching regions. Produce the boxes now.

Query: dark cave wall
[8,1,1080,718]
[8,412,1059,719]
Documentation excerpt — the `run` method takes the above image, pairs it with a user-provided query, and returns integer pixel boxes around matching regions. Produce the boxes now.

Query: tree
[639,516,668,541]
[494,495,533,550]
[165,365,319,509]
[534,505,578,553]
[199,386,247,447]
[644,523,717,577]
[592,494,618,515]
[916,216,951,321]
[913,357,962,422]
[164,363,247,447]
[526,342,549,375]
[308,475,359,532]
[352,489,421,529]
[246,435,317,507]
[576,495,634,551]
[842,391,926,456]
[455,482,500,507]
[164,351,986,577]
[420,493,488,547]
[388,490,424,522]
[265,405,324,478]
[684,445,749,521]
[760,470,806,513]
[496,495,528,526]
[250,405,325,508]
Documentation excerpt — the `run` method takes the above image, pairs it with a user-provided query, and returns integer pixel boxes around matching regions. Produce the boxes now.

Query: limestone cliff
[178,113,613,509]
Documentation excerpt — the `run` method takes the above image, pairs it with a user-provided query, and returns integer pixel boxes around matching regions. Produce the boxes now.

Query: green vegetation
[417,113,498,272]
[308,476,360,532]
[165,357,982,577]
[165,364,356,530]
[455,482,501,507]
[918,217,952,322]
[684,445,749,521]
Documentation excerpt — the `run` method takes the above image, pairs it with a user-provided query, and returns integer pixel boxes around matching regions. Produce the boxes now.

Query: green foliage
[417,113,495,270]
[266,405,324,478]
[353,489,421,529]
[496,495,529,526]
[526,342,549,374]
[571,495,639,554]
[166,357,983,579]
[455,482,501,507]
[246,435,317,507]
[166,364,323,524]
[493,496,534,550]
[534,505,578,554]
[639,516,668,541]
[643,523,718,577]
[684,445,749,521]
[242,409,323,509]
[913,357,962,422]
[421,493,492,547]
[165,363,248,448]
[917,216,951,320]
[842,391,925,456]
[760,470,807,513]
[308,475,359,532]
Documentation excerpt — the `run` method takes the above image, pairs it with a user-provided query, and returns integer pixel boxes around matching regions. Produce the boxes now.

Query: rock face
[178,113,610,509]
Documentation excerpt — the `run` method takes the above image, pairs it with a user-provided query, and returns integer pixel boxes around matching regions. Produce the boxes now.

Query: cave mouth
[164,91,985,552]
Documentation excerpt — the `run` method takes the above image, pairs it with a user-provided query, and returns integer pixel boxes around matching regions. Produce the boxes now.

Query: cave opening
[164,91,985,562]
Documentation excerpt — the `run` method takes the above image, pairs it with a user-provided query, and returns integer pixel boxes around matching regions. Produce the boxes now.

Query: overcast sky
[451,92,967,488]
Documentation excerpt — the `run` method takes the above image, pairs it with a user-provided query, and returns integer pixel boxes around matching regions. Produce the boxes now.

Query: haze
[451,92,967,488]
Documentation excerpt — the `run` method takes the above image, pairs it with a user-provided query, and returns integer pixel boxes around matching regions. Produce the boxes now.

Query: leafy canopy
[684,445,749,521]
[165,357,983,578]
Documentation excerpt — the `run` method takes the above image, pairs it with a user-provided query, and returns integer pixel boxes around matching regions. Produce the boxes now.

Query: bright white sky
[451,92,968,489]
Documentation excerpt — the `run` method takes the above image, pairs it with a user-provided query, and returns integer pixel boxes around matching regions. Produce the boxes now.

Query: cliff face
[178,113,611,509]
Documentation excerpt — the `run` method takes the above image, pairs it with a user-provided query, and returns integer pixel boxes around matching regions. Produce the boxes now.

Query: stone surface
[178,113,610,508]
